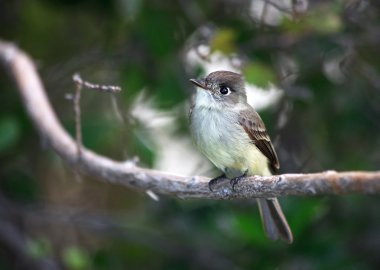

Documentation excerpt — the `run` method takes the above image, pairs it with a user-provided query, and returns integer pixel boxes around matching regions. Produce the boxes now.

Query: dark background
[1,0,380,269]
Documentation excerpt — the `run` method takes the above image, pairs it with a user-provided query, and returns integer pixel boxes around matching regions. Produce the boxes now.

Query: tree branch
[1,39,380,199]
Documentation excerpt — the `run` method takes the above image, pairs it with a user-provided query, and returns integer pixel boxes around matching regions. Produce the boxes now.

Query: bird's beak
[189,78,207,90]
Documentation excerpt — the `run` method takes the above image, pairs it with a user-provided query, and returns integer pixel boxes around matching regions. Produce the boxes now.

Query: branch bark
[1,39,380,199]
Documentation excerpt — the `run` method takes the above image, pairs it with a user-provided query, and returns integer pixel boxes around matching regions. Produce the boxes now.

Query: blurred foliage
[210,28,237,54]
[282,3,343,34]
[1,0,380,269]
[243,62,277,87]
[27,238,52,260]
[0,116,21,153]
[63,246,91,270]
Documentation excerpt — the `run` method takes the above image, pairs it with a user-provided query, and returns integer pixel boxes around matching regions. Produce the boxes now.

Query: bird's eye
[219,86,230,95]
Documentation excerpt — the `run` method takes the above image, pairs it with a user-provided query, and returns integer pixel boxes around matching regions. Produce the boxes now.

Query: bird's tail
[257,198,293,244]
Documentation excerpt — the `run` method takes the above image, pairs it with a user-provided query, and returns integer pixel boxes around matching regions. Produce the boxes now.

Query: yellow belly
[200,139,272,178]
[223,144,272,177]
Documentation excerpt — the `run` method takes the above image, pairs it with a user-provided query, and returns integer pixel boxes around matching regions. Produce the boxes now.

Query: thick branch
[1,40,380,199]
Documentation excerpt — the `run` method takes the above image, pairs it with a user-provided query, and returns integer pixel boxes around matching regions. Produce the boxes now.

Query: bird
[189,70,293,243]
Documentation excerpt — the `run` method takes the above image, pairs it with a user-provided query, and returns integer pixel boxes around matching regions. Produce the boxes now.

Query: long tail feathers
[257,198,293,244]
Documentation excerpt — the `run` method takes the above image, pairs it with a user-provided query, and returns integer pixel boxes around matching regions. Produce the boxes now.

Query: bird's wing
[238,108,280,171]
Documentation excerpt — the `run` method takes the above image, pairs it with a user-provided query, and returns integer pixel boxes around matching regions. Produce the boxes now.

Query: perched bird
[189,70,293,243]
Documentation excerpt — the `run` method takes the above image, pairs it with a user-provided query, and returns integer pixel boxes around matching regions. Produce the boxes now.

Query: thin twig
[263,0,293,15]
[260,0,269,27]
[71,73,122,159]
[72,73,121,93]
[73,75,82,159]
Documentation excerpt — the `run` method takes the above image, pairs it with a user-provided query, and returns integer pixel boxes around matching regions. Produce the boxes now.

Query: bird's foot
[230,171,248,191]
[208,174,226,191]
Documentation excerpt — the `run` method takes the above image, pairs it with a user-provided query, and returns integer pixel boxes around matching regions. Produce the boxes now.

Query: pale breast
[190,105,270,176]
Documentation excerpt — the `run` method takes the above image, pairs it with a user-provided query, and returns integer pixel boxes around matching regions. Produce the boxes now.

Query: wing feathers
[238,110,280,171]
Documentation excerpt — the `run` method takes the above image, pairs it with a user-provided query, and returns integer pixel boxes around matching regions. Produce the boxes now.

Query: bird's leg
[208,173,226,191]
[230,170,248,191]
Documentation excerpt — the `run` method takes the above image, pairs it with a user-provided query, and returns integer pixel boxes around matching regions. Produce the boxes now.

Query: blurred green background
[1,0,380,269]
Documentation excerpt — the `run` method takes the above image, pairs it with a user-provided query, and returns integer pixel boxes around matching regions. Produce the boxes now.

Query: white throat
[194,88,222,110]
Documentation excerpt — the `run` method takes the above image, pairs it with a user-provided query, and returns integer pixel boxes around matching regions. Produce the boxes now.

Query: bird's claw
[230,171,248,191]
[230,177,241,191]
[208,174,226,191]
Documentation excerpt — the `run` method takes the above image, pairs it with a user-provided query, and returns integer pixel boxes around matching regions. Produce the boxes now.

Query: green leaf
[27,238,52,259]
[0,116,21,153]
[308,9,342,34]
[62,246,90,270]
[210,28,236,54]
[243,63,277,87]
[282,4,342,34]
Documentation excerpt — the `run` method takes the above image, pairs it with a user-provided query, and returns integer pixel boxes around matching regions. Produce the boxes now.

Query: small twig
[72,73,121,93]
[73,75,82,159]
[263,0,293,15]
[72,73,122,159]
[146,189,160,201]
[260,0,269,27]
